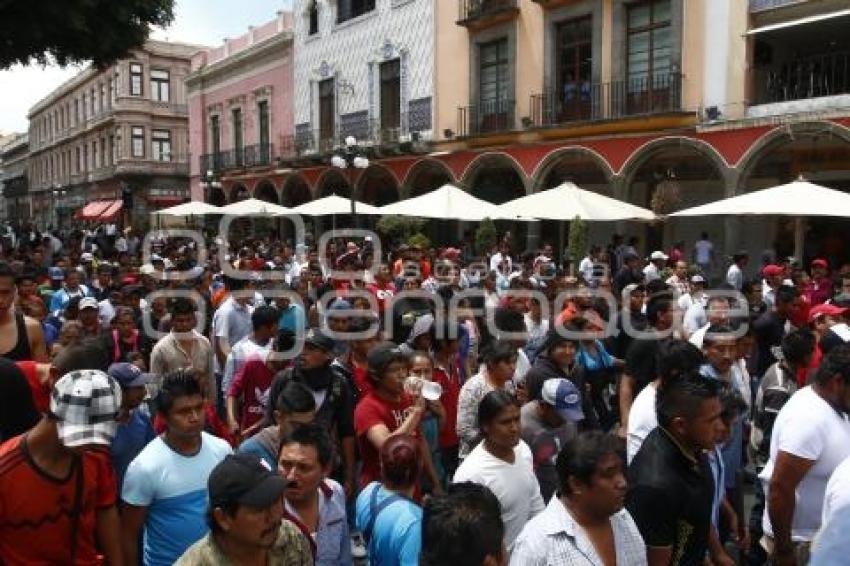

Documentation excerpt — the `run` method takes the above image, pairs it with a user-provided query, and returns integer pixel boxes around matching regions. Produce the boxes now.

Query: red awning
[74,201,111,220]
[97,200,123,222]
[147,196,187,206]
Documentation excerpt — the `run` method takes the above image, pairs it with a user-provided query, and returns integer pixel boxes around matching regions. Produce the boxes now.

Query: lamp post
[199,169,222,204]
[331,136,369,228]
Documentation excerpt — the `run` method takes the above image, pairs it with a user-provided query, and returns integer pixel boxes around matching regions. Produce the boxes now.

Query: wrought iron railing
[458,99,516,137]
[755,51,850,105]
[530,72,683,127]
[458,0,518,25]
[750,0,808,12]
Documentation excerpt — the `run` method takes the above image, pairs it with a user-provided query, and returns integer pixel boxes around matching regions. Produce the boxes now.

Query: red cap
[811,258,829,269]
[763,264,784,277]
[809,303,848,323]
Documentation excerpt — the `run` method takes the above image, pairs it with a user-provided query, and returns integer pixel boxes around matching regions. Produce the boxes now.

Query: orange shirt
[0,436,117,565]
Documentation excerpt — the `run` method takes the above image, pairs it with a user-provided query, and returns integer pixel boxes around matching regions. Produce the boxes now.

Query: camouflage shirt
[174,520,314,566]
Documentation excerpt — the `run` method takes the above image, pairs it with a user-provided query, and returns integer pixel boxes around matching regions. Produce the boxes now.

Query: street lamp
[331,136,369,226]
[199,169,222,204]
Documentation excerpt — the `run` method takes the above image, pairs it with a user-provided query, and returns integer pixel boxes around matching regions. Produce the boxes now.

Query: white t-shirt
[579,256,594,283]
[694,239,713,265]
[643,263,661,282]
[760,386,850,541]
[454,440,545,550]
[627,383,658,464]
[823,456,850,527]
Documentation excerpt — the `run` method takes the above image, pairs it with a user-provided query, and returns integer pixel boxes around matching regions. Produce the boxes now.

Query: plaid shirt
[174,521,313,566]
[510,496,647,566]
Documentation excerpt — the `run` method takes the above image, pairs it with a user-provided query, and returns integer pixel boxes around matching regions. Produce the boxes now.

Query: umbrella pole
[559,221,566,272]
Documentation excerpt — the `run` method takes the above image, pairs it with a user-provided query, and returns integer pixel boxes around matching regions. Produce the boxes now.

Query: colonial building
[276,0,436,212]
[27,40,199,228]
[187,11,295,205]
[0,133,29,224]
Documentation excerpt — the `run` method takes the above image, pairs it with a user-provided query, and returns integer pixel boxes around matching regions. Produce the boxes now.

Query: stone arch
[229,183,250,203]
[735,121,850,189]
[621,137,728,262]
[531,146,615,193]
[733,121,850,267]
[461,152,530,203]
[314,168,351,199]
[355,164,400,205]
[281,174,312,208]
[254,179,280,203]
[620,136,730,188]
[402,158,456,199]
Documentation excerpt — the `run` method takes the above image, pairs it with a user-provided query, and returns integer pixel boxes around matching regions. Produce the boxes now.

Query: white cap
[650,251,669,261]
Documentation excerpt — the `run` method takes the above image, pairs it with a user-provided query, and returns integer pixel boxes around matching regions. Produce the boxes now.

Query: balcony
[750,0,808,12]
[199,144,276,173]
[753,50,850,106]
[290,116,426,159]
[457,99,516,137]
[457,0,519,30]
[530,73,683,128]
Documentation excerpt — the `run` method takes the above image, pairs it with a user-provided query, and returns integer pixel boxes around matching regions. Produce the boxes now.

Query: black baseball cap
[208,454,287,509]
[304,329,336,353]
[367,342,409,375]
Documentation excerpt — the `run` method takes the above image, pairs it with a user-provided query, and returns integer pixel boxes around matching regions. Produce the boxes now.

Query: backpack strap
[364,484,404,544]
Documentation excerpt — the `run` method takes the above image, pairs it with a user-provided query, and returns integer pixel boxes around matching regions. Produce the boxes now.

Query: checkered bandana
[50,369,122,447]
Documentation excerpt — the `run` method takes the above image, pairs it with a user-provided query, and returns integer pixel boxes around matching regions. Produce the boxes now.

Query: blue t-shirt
[122,432,232,566]
[355,482,422,566]
[110,408,155,494]
[278,303,307,334]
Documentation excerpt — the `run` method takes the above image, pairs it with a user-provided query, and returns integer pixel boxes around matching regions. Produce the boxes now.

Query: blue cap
[49,266,65,280]
[540,378,584,421]
[107,363,153,388]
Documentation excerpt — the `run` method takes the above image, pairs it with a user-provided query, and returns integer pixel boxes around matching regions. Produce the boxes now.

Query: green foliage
[376,215,426,244]
[0,0,175,69]
[475,217,498,255]
[407,232,431,251]
[567,216,588,262]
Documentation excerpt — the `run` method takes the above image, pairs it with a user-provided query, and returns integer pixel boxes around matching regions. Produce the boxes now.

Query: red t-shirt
[367,282,396,313]
[354,392,415,489]
[0,435,116,565]
[15,361,50,413]
[228,357,274,431]
[432,364,461,449]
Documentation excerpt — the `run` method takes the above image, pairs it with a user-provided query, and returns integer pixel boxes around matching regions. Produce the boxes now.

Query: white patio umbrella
[670,178,850,259]
[151,201,224,216]
[293,194,382,216]
[496,181,656,221]
[378,184,521,221]
[219,198,294,216]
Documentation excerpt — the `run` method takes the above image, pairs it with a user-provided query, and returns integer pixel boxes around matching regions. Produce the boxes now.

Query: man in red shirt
[431,324,463,480]
[353,342,440,491]
[367,263,397,315]
[805,258,834,306]
[0,367,123,566]
[226,330,296,441]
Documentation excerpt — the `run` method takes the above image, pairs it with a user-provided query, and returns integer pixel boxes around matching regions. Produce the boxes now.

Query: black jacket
[525,354,598,430]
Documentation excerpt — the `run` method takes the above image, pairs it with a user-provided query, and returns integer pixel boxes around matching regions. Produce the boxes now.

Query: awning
[147,196,187,206]
[98,200,123,222]
[747,8,850,35]
[74,201,111,220]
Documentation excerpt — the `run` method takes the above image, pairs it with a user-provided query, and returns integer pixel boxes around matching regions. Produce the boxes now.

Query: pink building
[187,11,295,205]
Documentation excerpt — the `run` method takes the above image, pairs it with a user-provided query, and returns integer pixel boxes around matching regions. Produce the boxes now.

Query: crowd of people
[1,222,850,565]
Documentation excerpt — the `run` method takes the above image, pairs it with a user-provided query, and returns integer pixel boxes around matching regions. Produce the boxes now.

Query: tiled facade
[27,40,199,228]
[187,12,295,204]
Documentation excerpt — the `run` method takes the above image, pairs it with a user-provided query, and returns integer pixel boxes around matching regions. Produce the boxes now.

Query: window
[81,93,87,120]
[319,79,335,146]
[110,77,116,103]
[129,63,143,96]
[232,108,243,165]
[131,126,144,157]
[110,135,116,164]
[93,140,98,169]
[336,0,375,24]
[100,83,106,112]
[380,59,401,135]
[151,69,170,102]
[152,130,171,161]
[308,1,319,35]
[257,100,271,163]
[91,88,96,116]
[210,115,221,155]
[101,137,106,167]
[555,16,593,121]
[478,38,510,131]
[627,0,672,89]
[83,144,88,172]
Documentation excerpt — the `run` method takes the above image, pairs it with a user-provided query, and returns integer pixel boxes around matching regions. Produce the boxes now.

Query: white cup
[421,380,443,401]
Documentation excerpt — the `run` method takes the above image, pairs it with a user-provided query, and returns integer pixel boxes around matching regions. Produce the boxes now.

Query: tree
[376,215,426,245]
[475,217,497,256]
[567,215,588,273]
[0,0,175,70]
